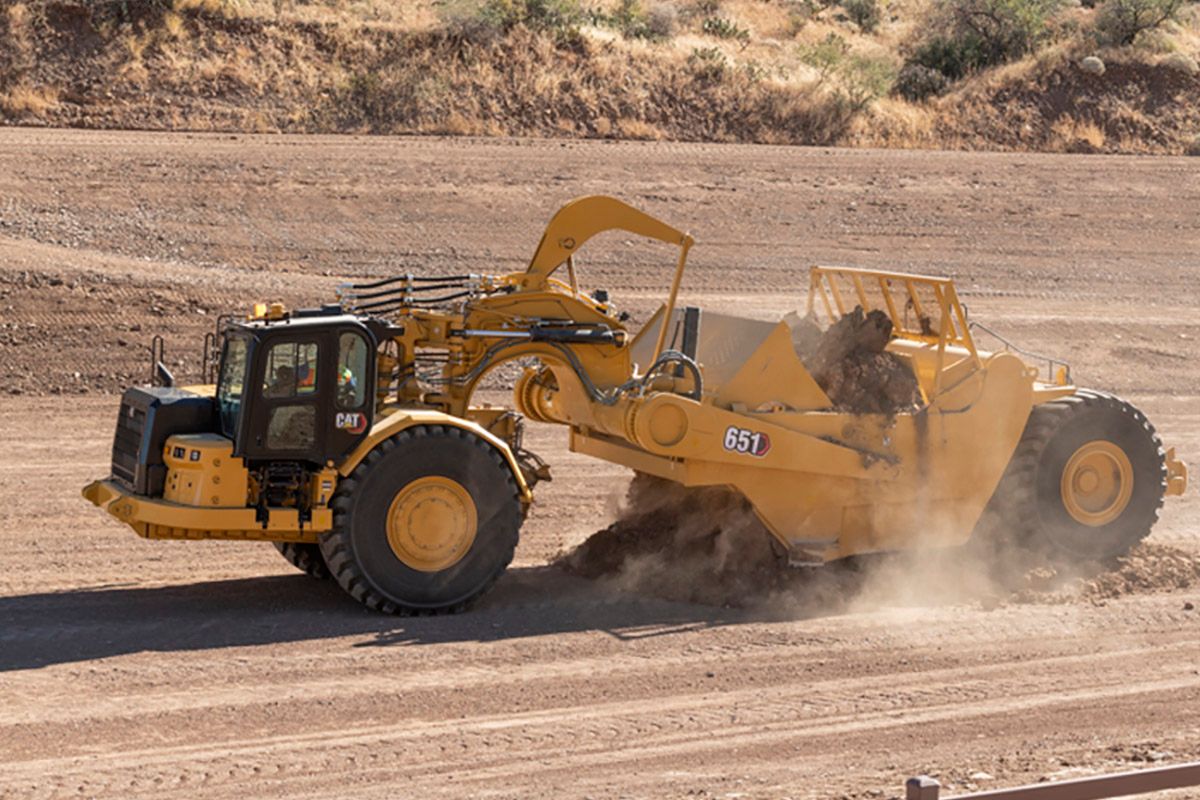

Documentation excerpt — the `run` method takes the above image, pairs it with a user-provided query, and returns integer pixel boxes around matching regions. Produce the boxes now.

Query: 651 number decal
[723,425,771,457]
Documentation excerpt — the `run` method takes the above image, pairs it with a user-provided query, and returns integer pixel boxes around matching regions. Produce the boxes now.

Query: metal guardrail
[968,319,1073,386]
[906,761,1200,800]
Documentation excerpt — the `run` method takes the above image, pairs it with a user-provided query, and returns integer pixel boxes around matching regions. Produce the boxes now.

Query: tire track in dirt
[5,646,1198,799]
[0,613,1183,727]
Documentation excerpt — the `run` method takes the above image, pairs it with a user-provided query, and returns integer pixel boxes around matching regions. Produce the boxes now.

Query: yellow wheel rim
[1060,440,1134,527]
[385,476,477,572]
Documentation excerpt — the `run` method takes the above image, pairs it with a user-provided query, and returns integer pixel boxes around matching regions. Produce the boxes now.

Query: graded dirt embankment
[2,2,1199,154]
[1,131,1199,799]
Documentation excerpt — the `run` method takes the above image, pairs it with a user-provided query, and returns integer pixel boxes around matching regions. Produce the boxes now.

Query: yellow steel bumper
[1166,448,1188,497]
[82,478,122,510]
[81,479,328,543]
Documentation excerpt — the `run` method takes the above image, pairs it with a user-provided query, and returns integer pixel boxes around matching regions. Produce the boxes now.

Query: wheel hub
[386,477,477,572]
[1060,440,1134,527]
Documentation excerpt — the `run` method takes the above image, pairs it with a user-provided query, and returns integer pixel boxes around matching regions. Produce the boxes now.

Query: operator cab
[216,311,378,466]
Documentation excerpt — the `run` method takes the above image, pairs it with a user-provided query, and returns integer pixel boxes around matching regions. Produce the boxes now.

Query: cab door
[326,327,375,459]
[243,335,328,462]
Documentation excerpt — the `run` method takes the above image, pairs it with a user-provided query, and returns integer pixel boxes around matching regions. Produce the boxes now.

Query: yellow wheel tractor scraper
[83,197,1188,613]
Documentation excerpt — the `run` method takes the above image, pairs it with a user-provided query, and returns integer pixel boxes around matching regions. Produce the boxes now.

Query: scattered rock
[1079,56,1106,76]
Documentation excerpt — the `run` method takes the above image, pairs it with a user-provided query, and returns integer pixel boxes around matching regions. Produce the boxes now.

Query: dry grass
[162,10,186,39]
[854,97,937,148]
[1049,115,1107,151]
[0,0,1196,153]
[0,83,58,115]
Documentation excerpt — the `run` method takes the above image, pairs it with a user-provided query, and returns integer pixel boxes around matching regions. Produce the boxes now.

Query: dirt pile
[789,306,922,414]
[1014,543,1200,603]
[558,473,789,607]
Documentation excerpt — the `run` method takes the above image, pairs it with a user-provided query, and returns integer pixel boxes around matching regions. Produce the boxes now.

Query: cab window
[337,332,369,410]
[216,335,249,438]
[262,341,320,398]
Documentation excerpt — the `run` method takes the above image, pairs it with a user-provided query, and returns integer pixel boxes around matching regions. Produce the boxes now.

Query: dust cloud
[560,473,1200,615]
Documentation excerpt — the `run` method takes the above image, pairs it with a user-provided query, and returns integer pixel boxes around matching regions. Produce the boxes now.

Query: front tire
[273,541,331,579]
[320,426,523,614]
[985,390,1167,561]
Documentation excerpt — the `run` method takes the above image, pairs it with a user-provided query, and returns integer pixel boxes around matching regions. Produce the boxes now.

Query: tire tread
[319,426,522,615]
[272,541,331,579]
[982,390,1167,560]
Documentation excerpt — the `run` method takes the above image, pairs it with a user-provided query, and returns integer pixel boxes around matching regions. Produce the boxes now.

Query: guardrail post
[907,775,941,800]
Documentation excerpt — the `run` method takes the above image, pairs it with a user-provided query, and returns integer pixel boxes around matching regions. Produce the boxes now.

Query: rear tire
[320,426,523,614]
[983,390,1167,561]
[272,541,330,579]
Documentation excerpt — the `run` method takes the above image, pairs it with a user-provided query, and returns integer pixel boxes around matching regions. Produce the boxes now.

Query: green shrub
[591,0,677,40]
[702,15,751,45]
[347,70,386,119]
[741,59,772,82]
[841,0,883,32]
[799,35,895,109]
[797,32,850,85]
[908,35,988,79]
[893,62,949,99]
[1094,0,1192,44]
[908,0,1062,79]
[441,0,585,40]
[688,45,730,80]
[835,54,896,110]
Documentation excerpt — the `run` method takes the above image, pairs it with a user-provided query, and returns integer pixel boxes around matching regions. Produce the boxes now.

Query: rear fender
[337,410,533,503]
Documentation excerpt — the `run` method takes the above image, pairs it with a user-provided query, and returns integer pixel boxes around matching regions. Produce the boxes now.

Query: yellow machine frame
[84,196,1187,562]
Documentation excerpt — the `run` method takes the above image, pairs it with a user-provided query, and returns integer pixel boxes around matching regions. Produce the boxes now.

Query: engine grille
[111,400,146,489]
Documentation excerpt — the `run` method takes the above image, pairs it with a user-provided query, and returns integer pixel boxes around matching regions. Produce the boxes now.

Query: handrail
[969,320,1072,385]
[907,760,1200,800]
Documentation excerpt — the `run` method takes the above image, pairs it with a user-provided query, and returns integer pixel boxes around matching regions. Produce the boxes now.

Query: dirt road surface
[2,129,1199,799]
